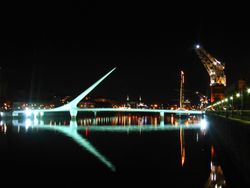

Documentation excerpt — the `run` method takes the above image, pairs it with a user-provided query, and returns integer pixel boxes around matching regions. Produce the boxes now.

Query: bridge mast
[194,45,226,103]
[180,71,184,108]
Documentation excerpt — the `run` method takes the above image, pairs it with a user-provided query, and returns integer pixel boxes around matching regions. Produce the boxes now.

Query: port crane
[195,45,226,102]
[195,91,208,109]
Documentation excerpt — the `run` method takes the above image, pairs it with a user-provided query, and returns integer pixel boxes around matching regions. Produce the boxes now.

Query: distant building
[94,98,116,108]
[78,97,118,108]
[225,79,247,94]
[238,79,246,91]
[125,95,148,108]
[182,99,192,110]
[12,101,55,110]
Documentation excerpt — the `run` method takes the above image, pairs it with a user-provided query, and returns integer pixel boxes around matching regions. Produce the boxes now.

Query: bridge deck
[11,108,203,116]
[77,108,203,114]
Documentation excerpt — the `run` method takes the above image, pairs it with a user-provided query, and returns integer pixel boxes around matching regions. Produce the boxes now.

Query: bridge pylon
[70,108,78,119]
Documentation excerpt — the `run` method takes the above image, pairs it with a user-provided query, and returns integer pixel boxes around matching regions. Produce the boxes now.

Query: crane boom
[194,45,226,103]
[195,45,226,86]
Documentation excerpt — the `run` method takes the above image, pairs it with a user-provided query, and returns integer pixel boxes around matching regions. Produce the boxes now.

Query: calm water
[0,114,235,186]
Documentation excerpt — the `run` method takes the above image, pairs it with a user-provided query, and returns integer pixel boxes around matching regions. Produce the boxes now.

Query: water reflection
[12,117,204,133]
[75,115,159,126]
[12,118,116,172]
[204,146,227,188]
[4,115,208,173]
[180,126,185,166]
[10,114,202,128]
[0,114,231,186]
[0,120,7,134]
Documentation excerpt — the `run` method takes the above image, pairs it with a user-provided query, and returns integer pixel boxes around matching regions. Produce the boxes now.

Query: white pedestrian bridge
[12,67,203,119]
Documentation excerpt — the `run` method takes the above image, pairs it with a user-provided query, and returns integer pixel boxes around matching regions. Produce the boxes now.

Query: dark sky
[1,2,250,104]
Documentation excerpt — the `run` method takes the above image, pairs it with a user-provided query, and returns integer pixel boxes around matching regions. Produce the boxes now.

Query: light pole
[230,96,234,117]
[247,88,250,109]
[224,98,229,118]
[241,90,244,110]
[230,96,234,108]
[236,92,240,110]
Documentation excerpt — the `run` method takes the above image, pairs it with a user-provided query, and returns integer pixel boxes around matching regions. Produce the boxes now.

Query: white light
[215,59,221,64]
[200,119,208,130]
[236,93,240,98]
[34,117,39,126]
[247,88,250,94]
[33,111,38,117]
[25,119,32,130]
[196,44,200,49]
[3,124,7,134]
[25,108,32,117]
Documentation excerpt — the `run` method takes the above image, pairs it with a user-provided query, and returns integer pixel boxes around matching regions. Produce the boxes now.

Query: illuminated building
[125,95,148,109]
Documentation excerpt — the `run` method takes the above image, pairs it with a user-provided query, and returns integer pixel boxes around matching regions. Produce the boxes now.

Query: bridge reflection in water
[0,114,231,186]
[10,115,205,171]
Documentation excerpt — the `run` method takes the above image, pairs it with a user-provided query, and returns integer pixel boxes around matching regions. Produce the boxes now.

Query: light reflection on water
[5,115,205,170]
[0,120,7,134]
[10,115,206,134]
[0,115,227,187]
[11,118,116,172]
[204,146,227,188]
[18,114,202,127]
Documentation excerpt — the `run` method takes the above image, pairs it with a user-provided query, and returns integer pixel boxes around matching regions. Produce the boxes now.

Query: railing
[206,110,250,121]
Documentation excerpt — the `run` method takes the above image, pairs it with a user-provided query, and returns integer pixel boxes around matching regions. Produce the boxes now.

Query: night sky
[1,2,250,104]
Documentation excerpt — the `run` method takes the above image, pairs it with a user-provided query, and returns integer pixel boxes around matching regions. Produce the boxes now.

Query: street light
[235,93,241,110]
[247,88,250,109]
[230,96,234,111]
[247,88,250,94]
